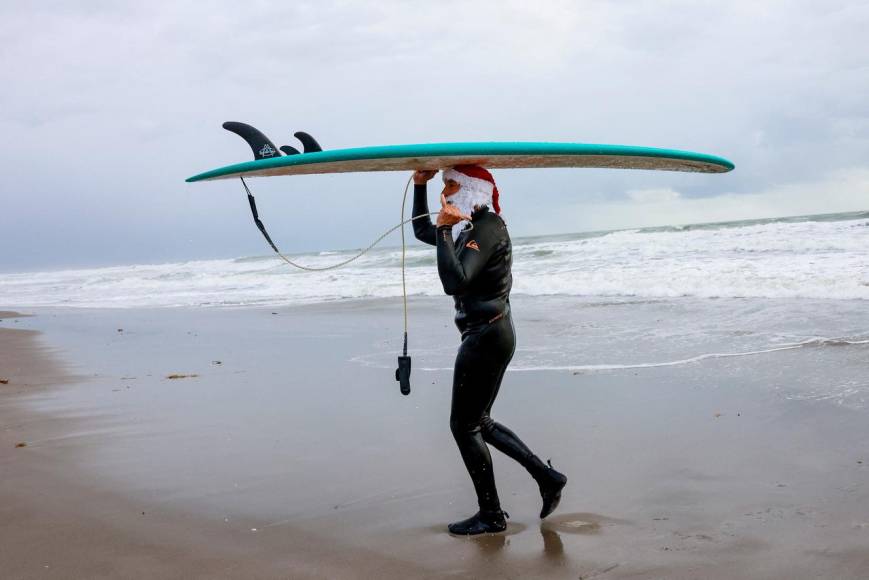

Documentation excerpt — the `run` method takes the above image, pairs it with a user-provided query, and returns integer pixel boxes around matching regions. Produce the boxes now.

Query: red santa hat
[442,164,500,214]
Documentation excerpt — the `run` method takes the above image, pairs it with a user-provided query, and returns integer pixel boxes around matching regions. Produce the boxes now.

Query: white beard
[446,188,493,241]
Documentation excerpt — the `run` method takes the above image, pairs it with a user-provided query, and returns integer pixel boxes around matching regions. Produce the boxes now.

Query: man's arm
[411,183,437,246]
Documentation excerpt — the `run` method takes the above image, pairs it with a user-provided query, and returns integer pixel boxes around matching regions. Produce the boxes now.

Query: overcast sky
[2,1,867,272]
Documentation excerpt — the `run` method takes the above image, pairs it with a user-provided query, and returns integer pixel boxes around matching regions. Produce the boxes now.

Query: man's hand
[413,170,438,185]
[437,193,472,227]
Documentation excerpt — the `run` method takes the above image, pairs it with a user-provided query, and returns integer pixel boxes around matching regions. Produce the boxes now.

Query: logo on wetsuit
[465,240,480,251]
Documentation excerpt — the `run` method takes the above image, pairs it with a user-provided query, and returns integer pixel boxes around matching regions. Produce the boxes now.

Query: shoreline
[2,303,869,578]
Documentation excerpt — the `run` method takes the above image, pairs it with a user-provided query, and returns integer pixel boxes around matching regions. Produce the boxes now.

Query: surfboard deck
[186,142,734,183]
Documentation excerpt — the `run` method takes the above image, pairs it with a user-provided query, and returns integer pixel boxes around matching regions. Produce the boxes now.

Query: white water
[2,211,867,308]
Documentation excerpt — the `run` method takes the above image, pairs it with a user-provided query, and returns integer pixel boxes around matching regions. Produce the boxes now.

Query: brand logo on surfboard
[258,144,277,157]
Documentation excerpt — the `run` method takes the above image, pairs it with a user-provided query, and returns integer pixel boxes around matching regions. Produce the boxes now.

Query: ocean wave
[1,211,867,307]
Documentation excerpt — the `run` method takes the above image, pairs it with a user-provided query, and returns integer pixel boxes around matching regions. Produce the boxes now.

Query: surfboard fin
[279,145,301,156]
[294,131,323,153]
[222,122,282,160]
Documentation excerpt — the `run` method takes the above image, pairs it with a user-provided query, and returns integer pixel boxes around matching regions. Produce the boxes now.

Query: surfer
[412,166,568,535]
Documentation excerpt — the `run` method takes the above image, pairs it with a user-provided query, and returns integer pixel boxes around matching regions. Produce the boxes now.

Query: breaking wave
[1,211,867,308]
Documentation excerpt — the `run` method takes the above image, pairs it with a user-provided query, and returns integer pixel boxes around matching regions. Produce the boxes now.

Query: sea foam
[1,211,867,308]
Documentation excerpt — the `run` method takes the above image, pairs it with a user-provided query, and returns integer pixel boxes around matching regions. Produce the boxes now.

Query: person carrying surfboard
[412,166,568,535]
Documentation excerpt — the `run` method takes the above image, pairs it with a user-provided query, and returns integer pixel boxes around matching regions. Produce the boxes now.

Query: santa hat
[442,165,500,214]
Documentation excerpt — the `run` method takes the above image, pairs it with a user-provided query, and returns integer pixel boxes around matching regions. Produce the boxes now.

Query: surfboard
[186,123,734,182]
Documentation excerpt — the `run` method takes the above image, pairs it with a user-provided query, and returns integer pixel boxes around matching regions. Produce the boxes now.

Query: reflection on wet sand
[543,512,629,535]
[541,525,565,559]
[469,530,508,554]
[459,513,623,561]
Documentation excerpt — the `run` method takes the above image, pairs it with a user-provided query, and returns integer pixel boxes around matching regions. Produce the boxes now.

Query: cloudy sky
[2,1,867,271]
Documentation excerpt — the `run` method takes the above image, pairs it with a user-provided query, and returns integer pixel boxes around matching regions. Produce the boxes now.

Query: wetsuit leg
[449,318,515,512]
[478,315,549,479]
[473,316,567,519]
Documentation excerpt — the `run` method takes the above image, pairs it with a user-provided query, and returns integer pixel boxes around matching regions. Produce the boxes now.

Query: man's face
[442,179,461,198]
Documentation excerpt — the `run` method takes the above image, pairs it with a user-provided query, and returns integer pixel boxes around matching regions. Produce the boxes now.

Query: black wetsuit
[413,184,551,514]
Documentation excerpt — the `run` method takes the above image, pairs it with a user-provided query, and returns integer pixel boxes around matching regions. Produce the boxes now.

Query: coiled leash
[240,175,471,396]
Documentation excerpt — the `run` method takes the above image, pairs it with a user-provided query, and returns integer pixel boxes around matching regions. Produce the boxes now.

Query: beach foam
[1,211,867,308]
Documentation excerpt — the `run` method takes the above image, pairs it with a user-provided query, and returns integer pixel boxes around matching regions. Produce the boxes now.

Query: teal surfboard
[187,139,734,183]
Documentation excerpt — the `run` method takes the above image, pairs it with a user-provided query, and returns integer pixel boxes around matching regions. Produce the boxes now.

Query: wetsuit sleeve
[411,183,436,246]
[436,221,497,296]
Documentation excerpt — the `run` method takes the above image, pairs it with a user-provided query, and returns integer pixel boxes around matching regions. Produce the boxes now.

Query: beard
[445,187,493,241]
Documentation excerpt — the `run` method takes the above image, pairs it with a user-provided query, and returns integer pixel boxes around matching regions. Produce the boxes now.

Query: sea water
[3,210,868,408]
[2,210,867,308]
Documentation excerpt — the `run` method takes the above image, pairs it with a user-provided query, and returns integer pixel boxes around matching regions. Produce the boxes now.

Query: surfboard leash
[239,176,454,272]
[239,175,469,396]
[397,175,412,396]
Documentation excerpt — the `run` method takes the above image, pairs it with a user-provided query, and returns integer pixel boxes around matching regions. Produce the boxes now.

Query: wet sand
[2,301,869,579]
[0,311,441,579]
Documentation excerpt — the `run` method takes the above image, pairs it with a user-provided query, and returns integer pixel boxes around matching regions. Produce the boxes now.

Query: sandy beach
[2,299,869,579]
[5,0,869,576]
